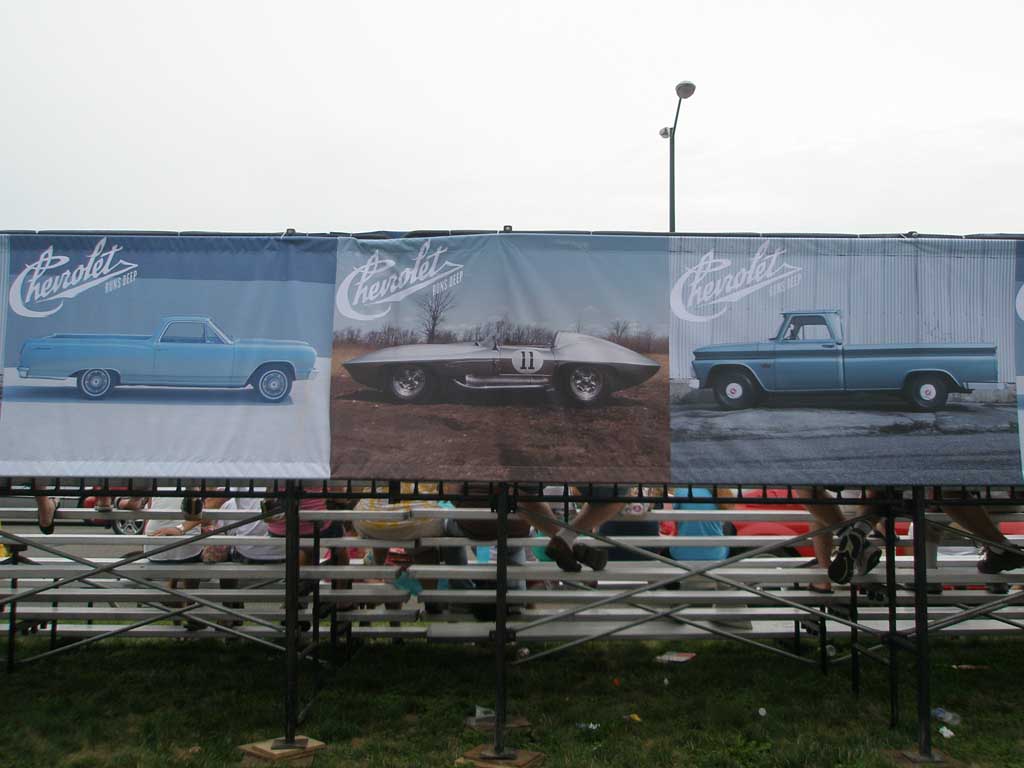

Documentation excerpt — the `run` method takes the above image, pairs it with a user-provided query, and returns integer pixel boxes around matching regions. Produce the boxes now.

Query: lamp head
[659,127,671,138]
[675,81,696,99]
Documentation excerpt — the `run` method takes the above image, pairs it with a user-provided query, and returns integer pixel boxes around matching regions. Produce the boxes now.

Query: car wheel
[254,365,293,402]
[388,365,433,403]
[560,365,607,405]
[113,518,145,536]
[904,374,948,411]
[77,369,115,399]
[712,370,759,409]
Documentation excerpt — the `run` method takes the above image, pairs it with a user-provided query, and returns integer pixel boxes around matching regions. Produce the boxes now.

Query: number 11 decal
[513,350,537,373]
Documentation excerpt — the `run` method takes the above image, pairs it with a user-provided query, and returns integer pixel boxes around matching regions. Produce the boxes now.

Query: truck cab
[771,310,845,391]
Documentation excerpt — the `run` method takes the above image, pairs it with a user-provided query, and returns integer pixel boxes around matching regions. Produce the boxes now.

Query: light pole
[660,80,696,232]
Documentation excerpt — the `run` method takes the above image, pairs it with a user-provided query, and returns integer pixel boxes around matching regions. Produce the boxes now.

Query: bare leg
[943,506,1008,546]
[32,480,57,534]
[797,487,841,591]
[572,502,626,534]
[516,501,561,537]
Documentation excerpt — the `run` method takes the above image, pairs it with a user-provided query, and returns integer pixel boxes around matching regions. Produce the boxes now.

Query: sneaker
[828,521,876,584]
[544,537,581,573]
[977,545,1024,575]
[572,543,608,571]
[857,533,884,576]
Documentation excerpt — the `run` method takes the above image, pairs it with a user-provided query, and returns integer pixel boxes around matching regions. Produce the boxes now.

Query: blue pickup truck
[17,316,317,402]
[691,310,997,411]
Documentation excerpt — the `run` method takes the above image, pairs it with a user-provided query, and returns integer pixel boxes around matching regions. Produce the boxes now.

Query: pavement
[670,401,1022,485]
[672,401,1018,441]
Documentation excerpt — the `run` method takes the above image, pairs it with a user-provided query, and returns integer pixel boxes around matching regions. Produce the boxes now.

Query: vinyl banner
[0,231,1019,485]
[1016,240,1024,475]
[0,234,336,477]
[670,236,1020,485]
[331,234,670,481]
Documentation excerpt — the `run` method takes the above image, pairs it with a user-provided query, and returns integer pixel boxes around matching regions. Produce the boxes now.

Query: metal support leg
[885,510,899,728]
[312,524,322,694]
[274,482,306,751]
[49,577,59,651]
[850,582,860,696]
[6,547,18,673]
[483,483,515,761]
[818,609,829,674]
[911,487,934,761]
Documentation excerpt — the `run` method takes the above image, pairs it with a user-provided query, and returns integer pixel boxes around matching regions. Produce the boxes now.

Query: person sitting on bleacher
[135,495,205,630]
[219,497,284,565]
[517,485,626,573]
[804,487,1024,590]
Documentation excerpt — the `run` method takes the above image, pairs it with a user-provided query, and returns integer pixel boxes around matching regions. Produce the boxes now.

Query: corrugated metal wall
[670,237,1016,382]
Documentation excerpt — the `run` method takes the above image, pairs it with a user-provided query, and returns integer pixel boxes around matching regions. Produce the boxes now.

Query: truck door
[773,314,844,390]
[154,321,235,385]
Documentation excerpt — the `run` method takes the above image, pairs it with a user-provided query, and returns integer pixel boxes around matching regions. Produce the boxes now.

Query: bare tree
[608,319,632,343]
[416,290,457,343]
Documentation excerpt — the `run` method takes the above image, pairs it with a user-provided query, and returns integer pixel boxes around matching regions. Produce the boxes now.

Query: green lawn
[2,634,1023,767]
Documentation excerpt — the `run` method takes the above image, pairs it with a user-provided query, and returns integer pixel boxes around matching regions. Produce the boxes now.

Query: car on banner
[0,489,146,535]
[16,316,318,402]
[691,310,997,411]
[342,331,660,405]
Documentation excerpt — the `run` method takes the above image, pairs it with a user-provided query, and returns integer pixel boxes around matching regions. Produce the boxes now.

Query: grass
[1,635,1024,767]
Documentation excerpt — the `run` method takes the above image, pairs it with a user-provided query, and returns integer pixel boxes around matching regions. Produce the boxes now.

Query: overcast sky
[2,1,1021,235]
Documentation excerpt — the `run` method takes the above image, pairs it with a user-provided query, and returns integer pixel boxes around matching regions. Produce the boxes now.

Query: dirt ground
[330,343,668,481]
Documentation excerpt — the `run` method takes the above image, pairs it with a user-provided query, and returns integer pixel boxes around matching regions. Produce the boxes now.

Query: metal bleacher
[3,482,1024,761]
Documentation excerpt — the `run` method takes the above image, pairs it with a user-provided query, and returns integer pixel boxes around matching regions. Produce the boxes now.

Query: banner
[330,234,669,481]
[0,234,336,477]
[0,231,1020,484]
[670,236,1020,485]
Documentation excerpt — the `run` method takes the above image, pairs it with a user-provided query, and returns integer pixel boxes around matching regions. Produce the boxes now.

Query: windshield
[207,320,233,343]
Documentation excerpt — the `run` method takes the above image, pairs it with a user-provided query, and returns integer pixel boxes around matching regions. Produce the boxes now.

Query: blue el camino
[691,310,997,411]
[17,316,317,402]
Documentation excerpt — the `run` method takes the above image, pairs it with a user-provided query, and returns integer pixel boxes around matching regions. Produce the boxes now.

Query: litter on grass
[655,652,697,664]
[939,726,955,739]
[952,664,990,670]
[758,708,767,717]
[576,722,600,731]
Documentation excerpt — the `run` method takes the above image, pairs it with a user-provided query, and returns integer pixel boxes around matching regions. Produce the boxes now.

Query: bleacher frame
[2,479,1024,761]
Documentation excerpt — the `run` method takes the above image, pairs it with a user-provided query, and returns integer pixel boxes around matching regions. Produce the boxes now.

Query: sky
[335,234,669,336]
[1,1,1022,235]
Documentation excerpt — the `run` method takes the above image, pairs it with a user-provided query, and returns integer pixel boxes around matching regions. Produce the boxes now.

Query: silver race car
[343,331,660,405]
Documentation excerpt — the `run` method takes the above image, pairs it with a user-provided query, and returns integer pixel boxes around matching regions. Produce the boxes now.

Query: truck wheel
[712,370,759,409]
[388,365,433,403]
[254,365,293,402]
[904,374,948,411]
[560,364,607,406]
[77,369,115,399]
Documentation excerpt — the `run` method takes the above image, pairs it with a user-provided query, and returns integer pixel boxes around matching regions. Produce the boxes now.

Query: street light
[661,80,695,232]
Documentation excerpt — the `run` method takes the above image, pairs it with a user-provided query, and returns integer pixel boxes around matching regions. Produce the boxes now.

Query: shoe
[544,537,581,573]
[37,498,59,535]
[572,543,608,571]
[977,545,1024,575]
[828,521,878,584]
[858,533,884,576]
